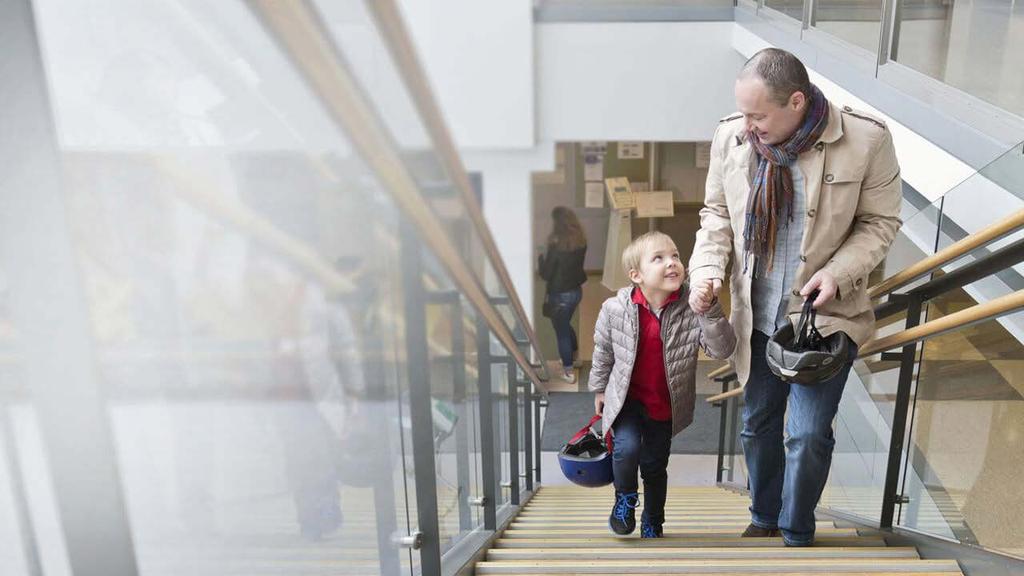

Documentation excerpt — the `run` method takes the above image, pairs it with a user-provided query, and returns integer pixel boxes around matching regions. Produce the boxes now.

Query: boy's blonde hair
[621,231,678,282]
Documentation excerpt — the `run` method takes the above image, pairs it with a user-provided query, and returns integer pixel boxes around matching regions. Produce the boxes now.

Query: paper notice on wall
[695,142,712,168]
[604,177,635,210]
[585,182,605,208]
[583,153,604,181]
[618,141,644,160]
[602,209,633,291]
[582,141,607,155]
[636,191,675,218]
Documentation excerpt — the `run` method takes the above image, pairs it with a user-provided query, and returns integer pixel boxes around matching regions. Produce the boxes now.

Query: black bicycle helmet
[766,290,851,385]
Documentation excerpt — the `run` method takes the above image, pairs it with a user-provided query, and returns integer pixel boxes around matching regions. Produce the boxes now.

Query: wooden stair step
[491,536,890,548]
[474,558,962,574]
[516,513,763,520]
[500,528,864,538]
[486,546,920,560]
[506,521,836,530]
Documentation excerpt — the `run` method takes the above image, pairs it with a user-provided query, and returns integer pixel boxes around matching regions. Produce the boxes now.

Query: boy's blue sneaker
[640,517,663,538]
[608,491,639,535]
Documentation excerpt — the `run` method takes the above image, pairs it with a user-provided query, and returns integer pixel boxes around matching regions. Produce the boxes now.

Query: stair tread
[486,546,920,559]
[481,487,961,575]
[492,536,889,548]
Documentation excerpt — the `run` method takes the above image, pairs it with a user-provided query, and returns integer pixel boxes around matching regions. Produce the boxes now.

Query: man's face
[734,76,806,146]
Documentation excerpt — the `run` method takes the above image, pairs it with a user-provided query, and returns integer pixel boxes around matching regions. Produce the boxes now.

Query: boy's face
[629,239,685,293]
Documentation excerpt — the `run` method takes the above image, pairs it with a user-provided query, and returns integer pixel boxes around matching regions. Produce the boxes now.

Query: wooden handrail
[859,288,1024,356]
[707,288,1024,404]
[248,1,547,392]
[707,386,743,404]
[708,364,734,380]
[868,208,1024,299]
[365,0,551,380]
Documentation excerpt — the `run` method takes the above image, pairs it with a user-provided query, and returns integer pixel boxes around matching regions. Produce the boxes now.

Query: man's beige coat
[689,102,902,386]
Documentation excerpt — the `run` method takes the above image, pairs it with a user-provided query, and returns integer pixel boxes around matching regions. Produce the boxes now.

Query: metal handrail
[247,1,548,393]
[364,0,551,381]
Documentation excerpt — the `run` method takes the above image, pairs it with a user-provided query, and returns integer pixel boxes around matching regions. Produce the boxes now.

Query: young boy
[589,231,736,538]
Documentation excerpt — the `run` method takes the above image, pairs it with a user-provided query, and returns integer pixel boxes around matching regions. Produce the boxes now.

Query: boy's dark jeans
[611,399,673,526]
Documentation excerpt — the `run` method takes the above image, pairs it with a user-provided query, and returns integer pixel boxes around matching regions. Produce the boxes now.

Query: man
[688,48,901,547]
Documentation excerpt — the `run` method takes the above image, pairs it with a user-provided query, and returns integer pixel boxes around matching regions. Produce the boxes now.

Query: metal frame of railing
[708,210,1024,539]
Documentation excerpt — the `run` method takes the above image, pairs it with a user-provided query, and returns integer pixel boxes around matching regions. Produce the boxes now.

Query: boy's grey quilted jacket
[588,285,736,437]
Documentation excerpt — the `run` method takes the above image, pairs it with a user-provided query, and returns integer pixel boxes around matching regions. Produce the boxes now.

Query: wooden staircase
[476,485,964,575]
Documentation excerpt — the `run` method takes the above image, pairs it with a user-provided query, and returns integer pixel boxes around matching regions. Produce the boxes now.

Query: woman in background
[539,206,588,383]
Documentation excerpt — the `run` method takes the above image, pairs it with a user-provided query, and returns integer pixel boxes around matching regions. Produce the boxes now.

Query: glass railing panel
[811,0,883,54]
[0,403,66,576]
[491,361,513,509]
[308,0,516,310]
[19,0,545,574]
[891,0,1024,118]
[416,245,487,555]
[820,362,894,525]
[719,388,747,488]
[817,193,944,523]
[30,1,428,569]
[902,300,1024,558]
[979,142,1024,203]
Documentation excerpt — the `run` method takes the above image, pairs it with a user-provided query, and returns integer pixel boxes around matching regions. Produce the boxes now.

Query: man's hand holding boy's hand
[688,278,721,314]
[594,392,605,416]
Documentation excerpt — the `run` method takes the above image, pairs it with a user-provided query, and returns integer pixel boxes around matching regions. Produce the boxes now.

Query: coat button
[800,255,807,262]
[843,105,852,112]
[814,142,824,151]
[825,174,835,183]
[792,289,800,296]
[807,209,816,218]
[856,278,863,287]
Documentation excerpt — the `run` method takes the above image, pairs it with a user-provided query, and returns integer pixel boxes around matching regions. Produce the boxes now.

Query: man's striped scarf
[742,84,829,278]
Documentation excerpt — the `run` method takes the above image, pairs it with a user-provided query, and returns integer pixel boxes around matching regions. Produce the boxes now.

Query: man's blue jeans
[742,330,857,546]
[547,288,582,371]
[612,399,673,527]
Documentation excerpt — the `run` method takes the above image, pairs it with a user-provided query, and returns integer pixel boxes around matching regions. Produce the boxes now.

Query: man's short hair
[739,48,812,107]
[621,231,677,280]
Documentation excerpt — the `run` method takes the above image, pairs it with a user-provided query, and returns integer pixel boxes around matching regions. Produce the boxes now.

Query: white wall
[464,145,556,320]
[398,0,535,149]
[536,22,745,142]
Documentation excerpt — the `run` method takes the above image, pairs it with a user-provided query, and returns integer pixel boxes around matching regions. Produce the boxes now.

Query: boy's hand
[689,278,721,314]
[594,392,605,416]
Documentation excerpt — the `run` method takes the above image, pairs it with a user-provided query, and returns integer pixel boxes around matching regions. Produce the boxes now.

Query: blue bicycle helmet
[557,415,614,488]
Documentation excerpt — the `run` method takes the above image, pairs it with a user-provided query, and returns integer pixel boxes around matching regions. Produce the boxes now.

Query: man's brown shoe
[741,523,779,537]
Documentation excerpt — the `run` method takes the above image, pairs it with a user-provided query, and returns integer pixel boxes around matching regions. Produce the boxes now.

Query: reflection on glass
[893,0,1024,117]
[12,0,541,573]
[59,152,413,575]
[812,0,883,54]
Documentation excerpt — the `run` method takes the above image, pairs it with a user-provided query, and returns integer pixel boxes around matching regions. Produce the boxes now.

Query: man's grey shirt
[751,165,806,337]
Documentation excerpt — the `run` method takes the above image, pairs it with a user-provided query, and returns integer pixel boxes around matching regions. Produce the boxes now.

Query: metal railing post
[474,316,497,530]
[399,223,441,575]
[880,296,923,529]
